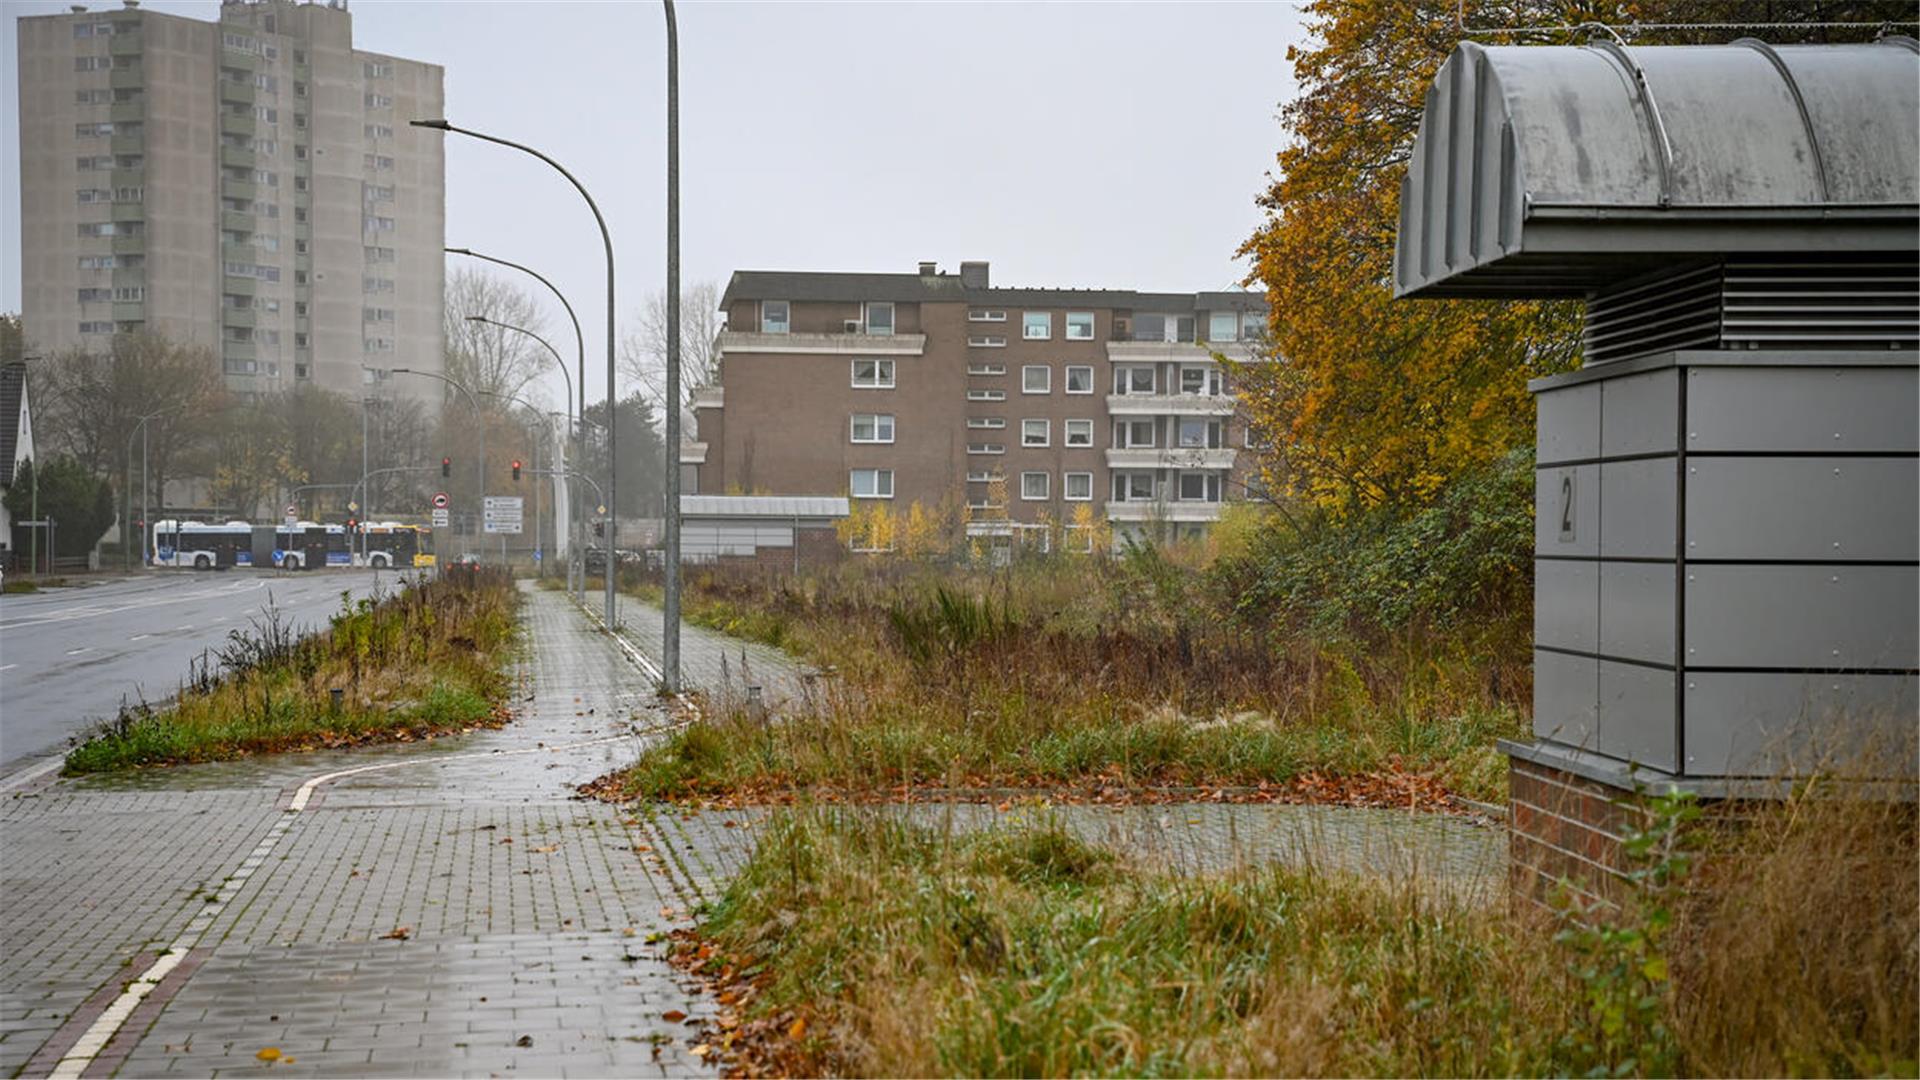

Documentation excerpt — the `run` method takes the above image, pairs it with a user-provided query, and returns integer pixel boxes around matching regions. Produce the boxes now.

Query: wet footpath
[3,584,1502,1078]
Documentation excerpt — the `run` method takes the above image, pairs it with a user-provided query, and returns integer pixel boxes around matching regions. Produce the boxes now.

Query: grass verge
[604,560,1524,805]
[678,788,1917,1077]
[64,566,520,772]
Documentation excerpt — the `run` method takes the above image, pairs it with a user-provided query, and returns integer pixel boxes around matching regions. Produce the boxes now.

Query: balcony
[218,80,255,105]
[110,133,144,155]
[222,241,255,263]
[110,101,144,124]
[1104,447,1237,470]
[110,202,143,222]
[109,31,142,56]
[110,68,143,90]
[223,307,256,329]
[110,234,145,255]
[221,113,254,137]
[1105,500,1225,524]
[1106,339,1260,364]
[679,441,708,465]
[221,209,255,233]
[222,341,256,362]
[112,301,144,322]
[690,385,723,410]
[222,178,258,201]
[111,168,143,189]
[221,145,256,169]
[715,330,925,357]
[224,275,256,296]
[1105,393,1237,417]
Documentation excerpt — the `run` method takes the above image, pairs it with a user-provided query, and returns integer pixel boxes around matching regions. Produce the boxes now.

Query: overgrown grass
[698,788,1917,1077]
[609,554,1525,803]
[65,566,519,772]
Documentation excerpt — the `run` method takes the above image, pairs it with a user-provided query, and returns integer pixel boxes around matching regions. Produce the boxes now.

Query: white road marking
[0,663,16,673]
[175,625,193,631]
[128,634,149,642]
[64,648,89,656]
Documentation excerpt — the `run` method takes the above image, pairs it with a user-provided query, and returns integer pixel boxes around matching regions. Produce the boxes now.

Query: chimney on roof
[917,260,938,276]
[69,4,87,11]
[959,261,989,289]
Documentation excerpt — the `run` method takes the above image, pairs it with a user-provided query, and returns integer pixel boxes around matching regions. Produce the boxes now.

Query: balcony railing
[1105,500,1225,524]
[1104,447,1237,470]
[717,330,925,357]
[1105,392,1237,417]
[1106,339,1261,363]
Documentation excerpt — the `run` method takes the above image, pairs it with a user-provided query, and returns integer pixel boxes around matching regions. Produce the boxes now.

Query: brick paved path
[2,586,718,1078]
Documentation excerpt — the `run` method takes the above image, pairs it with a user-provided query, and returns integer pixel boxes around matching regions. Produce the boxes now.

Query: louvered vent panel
[1584,263,1722,365]
[1584,255,1920,365]
[1720,256,1920,350]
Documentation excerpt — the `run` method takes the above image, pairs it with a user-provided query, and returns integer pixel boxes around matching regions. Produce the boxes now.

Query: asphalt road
[0,569,402,772]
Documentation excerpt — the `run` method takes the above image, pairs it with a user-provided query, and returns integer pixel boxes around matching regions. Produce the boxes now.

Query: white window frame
[1021,419,1049,447]
[967,363,1006,375]
[1064,419,1093,447]
[1064,472,1093,501]
[1178,471,1223,503]
[1208,311,1239,343]
[1112,471,1156,502]
[1065,312,1095,340]
[967,443,1006,455]
[1114,366,1156,395]
[966,470,998,483]
[865,301,895,336]
[1020,471,1050,500]
[1022,365,1051,394]
[966,417,1006,429]
[966,388,1006,402]
[761,300,790,334]
[1065,365,1094,394]
[851,358,896,389]
[1022,312,1051,340]
[967,309,1007,322]
[1117,419,1157,449]
[850,468,894,499]
[850,413,895,444]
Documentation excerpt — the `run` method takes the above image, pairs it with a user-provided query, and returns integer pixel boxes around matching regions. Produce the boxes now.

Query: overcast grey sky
[2,0,1307,407]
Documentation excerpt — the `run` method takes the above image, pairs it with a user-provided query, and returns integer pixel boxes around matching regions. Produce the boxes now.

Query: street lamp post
[448,248,587,599]
[468,316,572,580]
[392,367,485,556]
[123,407,179,570]
[662,0,684,693]
[412,118,617,630]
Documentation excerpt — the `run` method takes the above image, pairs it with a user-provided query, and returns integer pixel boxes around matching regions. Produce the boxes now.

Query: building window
[761,300,789,334]
[364,154,394,170]
[114,186,143,202]
[1065,365,1093,394]
[851,358,895,388]
[966,443,1006,455]
[75,155,112,171]
[1116,419,1156,448]
[864,301,894,336]
[365,123,394,139]
[1181,367,1223,396]
[1112,472,1155,502]
[850,468,894,499]
[1179,472,1223,502]
[363,215,395,233]
[1114,366,1155,395]
[76,188,112,204]
[1021,419,1049,447]
[363,61,393,78]
[1178,418,1223,449]
[1022,365,1050,394]
[967,309,1006,322]
[850,413,894,444]
[966,363,1006,375]
[966,417,1006,429]
[74,56,112,72]
[966,388,1006,402]
[77,288,111,303]
[1064,472,1093,501]
[75,89,110,104]
[1022,312,1050,340]
[967,334,1007,348]
[1065,312,1094,340]
[365,245,396,262]
[363,276,393,293]
[78,321,115,334]
[113,286,144,301]
[1208,312,1239,342]
[364,93,393,109]
[1064,419,1093,447]
[363,307,395,323]
[1020,471,1049,500]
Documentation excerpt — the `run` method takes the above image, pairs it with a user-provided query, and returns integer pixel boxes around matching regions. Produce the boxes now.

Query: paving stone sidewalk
[2,586,721,1078]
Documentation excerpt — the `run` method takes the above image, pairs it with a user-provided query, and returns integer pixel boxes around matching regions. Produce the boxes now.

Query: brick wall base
[1509,756,1652,912]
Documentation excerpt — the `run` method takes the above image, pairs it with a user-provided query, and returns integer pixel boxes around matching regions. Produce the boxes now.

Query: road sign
[432,492,450,509]
[596,504,607,515]
[430,508,449,528]
[482,495,523,535]
[285,503,296,516]
[347,500,359,513]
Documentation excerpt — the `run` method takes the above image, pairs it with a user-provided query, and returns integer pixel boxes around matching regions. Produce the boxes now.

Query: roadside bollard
[746,685,766,726]
[329,687,344,713]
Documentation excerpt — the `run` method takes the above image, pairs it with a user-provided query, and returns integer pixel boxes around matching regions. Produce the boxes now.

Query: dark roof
[1395,39,1920,299]
[721,269,1267,314]
[0,363,25,488]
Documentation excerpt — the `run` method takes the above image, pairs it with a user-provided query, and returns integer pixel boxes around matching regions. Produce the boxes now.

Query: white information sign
[431,508,450,528]
[482,495,524,535]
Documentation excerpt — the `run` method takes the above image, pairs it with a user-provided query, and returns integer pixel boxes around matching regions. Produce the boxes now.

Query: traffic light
[511,459,522,482]
[346,517,357,530]
[441,456,451,478]
[593,521,604,538]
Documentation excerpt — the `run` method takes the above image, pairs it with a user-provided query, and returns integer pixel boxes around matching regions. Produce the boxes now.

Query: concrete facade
[15,0,444,406]
[688,261,1269,547]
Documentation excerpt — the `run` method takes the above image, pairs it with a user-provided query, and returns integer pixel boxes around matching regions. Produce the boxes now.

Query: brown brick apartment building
[682,261,1268,547]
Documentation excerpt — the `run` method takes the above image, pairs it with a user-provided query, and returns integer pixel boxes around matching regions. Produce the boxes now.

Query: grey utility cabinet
[1396,38,1919,784]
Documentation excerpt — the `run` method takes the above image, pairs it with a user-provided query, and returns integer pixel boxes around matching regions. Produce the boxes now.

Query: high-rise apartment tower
[15,0,444,402]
